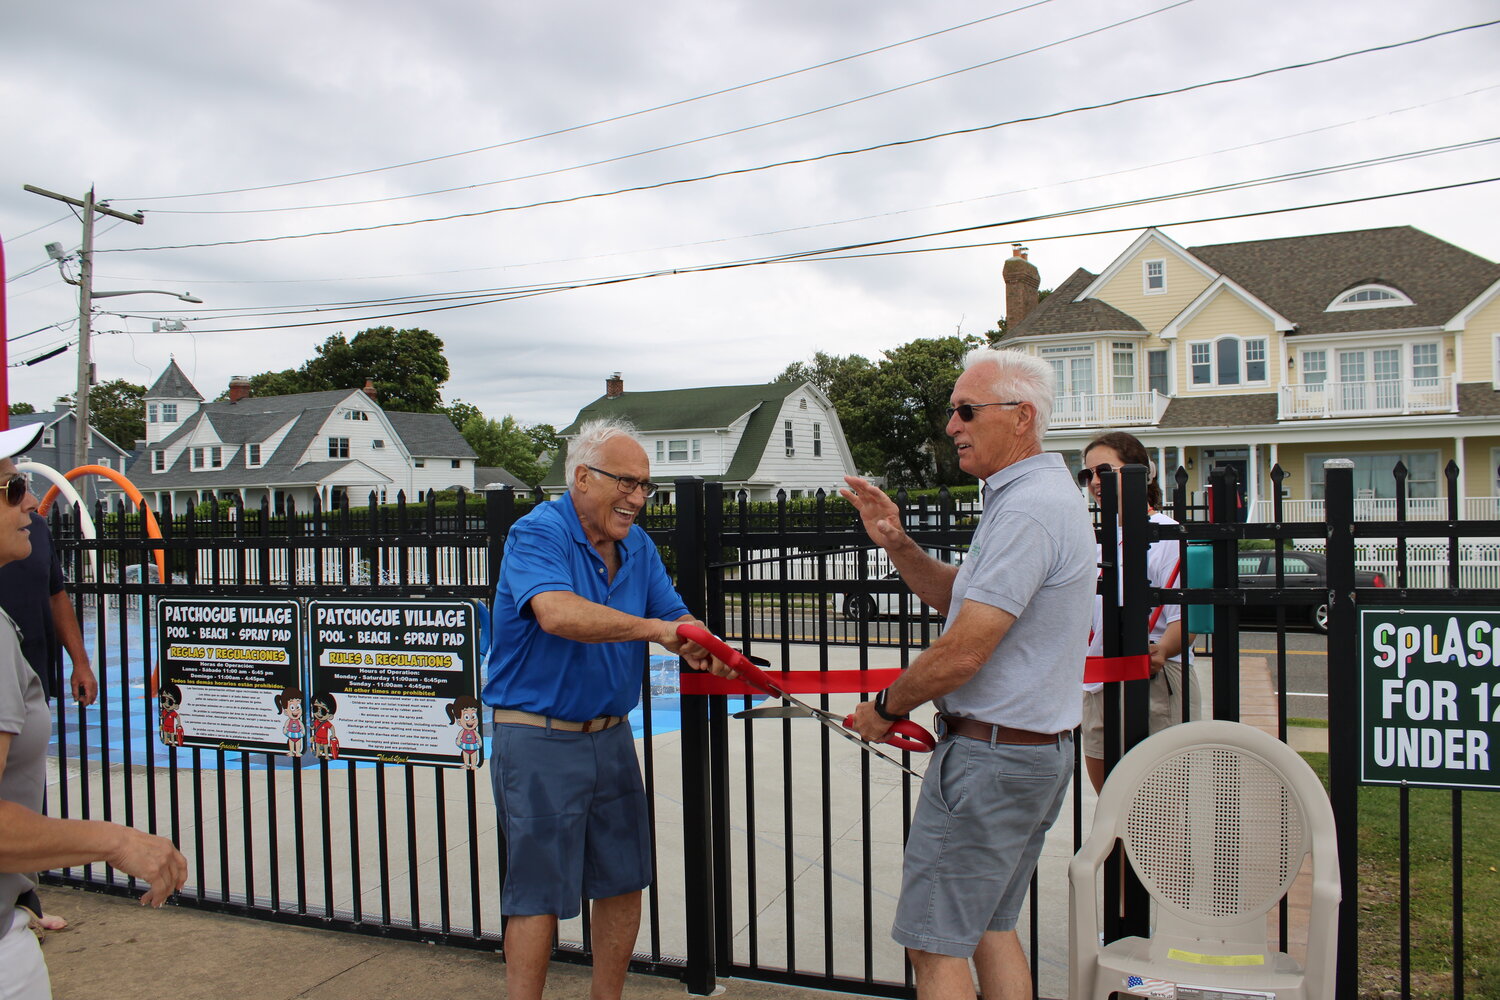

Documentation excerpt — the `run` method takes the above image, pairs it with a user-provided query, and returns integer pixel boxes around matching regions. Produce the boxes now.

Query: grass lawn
[1303,752,1500,998]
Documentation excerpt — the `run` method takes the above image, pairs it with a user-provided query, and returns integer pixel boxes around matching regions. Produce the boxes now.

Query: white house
[125,361,477,514]
[541,373,858,501]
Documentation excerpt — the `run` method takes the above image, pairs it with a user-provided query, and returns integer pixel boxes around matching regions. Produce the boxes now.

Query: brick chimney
[228,376,251,403]
[1002,244,1040,330]
[363,377,378,401]
[605,372,624,398]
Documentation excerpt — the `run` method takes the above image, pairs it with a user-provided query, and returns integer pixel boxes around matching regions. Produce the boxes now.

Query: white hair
[962,346,1055,440]
[567,418,642,494]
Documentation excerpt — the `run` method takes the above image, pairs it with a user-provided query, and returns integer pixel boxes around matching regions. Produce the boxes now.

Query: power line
[107,137,1497,320]
[101,175,1500,336]
[141,0,1191,216]
[105,18,1500,255]
[117,1,1058,203]
[86,83,1500,291]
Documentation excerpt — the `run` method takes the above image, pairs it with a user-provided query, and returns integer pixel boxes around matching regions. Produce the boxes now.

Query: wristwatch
[873,688,908,722]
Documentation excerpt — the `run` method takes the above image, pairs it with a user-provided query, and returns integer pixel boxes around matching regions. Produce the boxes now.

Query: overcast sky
[4,0,1497,431]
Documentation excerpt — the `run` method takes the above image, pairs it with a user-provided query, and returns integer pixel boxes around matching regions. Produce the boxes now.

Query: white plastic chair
[1069,720,1340,1000]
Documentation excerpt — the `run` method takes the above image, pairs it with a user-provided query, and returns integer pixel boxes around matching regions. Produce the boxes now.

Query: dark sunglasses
[3,474,28,507]
[587,465,660,499]
[1076,463,1125,487]
[945,400,1022,422]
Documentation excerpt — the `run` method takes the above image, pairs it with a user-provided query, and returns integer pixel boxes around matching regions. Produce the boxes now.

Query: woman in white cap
[0,422,187,999]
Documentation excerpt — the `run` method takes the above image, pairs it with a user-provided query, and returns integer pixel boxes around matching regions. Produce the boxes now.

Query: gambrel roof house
[8,407,132,505]
[997,228,1500,520]
[541,374,858,501]
[122,361,477,515]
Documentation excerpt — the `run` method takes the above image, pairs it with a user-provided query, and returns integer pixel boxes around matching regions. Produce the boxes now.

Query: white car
[841,569,945,623]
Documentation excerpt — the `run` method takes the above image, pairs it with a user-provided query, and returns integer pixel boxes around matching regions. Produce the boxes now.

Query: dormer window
[153,451,166,473]
[246,444,262,467]
[161,403,178,422]
[1326,284,1413,311]
[41,426,55,448]
[191,446,223,470]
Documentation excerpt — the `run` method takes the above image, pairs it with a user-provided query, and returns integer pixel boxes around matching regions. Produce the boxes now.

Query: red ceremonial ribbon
[679,668,905,697]
[1082,654,1152,683]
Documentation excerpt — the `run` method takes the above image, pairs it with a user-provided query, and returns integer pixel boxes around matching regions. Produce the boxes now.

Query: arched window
[1325,284,1413,311]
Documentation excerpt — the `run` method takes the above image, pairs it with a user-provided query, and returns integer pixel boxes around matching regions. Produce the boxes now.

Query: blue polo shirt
[482,493,689,721]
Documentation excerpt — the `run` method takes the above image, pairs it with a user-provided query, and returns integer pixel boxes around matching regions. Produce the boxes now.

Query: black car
[1235,549,1385,632]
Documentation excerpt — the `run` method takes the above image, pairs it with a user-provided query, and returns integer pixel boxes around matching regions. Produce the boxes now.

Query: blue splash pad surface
[54,610,686,771]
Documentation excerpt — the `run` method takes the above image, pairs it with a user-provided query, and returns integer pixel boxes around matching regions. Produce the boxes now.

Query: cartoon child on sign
[310,692,340,761]
[158,682,186,747]
[275,687,305,756]
[447,695,483,769]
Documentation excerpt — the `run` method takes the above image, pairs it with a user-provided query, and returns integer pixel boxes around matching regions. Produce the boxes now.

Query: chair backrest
[1094,720,1332,929]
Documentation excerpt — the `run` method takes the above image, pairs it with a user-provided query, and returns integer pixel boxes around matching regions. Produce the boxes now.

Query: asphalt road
[1204,627,1329,723]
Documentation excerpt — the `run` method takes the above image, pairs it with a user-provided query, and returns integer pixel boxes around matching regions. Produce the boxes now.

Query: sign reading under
[156,598,304,755]
[307,600,481,767]
[1360,609,1500,789]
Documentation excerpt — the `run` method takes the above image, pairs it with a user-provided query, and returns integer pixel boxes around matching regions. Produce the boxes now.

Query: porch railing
[1278,375,1455,419]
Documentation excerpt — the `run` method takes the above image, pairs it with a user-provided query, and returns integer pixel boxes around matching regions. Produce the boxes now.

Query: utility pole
[23,184,144,471]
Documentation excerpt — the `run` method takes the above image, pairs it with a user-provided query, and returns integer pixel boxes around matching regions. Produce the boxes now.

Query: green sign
[1360,609,1500,789]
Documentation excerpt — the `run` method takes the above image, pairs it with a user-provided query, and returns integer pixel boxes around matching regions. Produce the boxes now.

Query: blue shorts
[489,721,652,918]
[892,731,1073,958]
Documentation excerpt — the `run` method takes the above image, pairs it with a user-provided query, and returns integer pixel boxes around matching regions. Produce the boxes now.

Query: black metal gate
[41,465,1497,999]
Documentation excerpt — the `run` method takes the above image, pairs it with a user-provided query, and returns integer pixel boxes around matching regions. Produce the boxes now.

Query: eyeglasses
[2,474,28,507]
[945,401,1023,422]
[587,466,659,499]
[1076,463,1125,486]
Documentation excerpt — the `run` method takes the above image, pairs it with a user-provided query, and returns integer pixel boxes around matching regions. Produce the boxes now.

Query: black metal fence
[41,466,1498,999]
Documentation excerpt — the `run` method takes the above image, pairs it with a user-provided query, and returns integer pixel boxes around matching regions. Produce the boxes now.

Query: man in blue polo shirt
[483,418,710,1000]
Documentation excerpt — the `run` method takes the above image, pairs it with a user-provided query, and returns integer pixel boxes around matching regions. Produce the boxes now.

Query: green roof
[544,382,803,488]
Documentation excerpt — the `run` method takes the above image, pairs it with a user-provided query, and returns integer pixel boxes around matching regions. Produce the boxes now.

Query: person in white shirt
[1078,431,1198,793]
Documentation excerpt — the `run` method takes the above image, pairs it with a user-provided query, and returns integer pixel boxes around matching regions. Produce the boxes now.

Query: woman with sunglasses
[1078,431,1199,793]
[0,424,187,998]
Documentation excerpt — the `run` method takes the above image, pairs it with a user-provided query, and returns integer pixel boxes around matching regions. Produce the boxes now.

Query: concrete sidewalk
[39,886,848,1000]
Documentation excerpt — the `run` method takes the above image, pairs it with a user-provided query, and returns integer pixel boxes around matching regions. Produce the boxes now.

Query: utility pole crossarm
[23,184,144,225]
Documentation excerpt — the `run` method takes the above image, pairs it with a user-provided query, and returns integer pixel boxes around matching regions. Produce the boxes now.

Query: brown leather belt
[938,714,1063,745]
[492,709,626,733]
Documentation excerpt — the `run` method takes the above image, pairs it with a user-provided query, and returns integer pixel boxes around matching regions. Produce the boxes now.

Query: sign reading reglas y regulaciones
[1361,609,1500,789]
[157,599,304,755]
[308,600,481,768]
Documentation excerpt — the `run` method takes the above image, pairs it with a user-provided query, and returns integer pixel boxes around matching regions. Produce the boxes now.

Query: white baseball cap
[0,424,45,461]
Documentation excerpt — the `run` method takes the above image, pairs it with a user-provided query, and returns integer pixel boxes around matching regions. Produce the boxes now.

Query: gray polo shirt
[936,452,1095,733]
[0,611,49,942]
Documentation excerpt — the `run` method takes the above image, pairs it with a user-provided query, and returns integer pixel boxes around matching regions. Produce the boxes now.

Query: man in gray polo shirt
[843,347,1094,1000]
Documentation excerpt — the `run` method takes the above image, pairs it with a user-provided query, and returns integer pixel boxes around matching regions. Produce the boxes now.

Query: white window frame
[668,439,688,462]
[784,420,795,458]
[691,439,701,461]
[328,437,350,459]
[1300,349,1328,387]
[148,403,158,424]
[655,441,664,462]
[246,443,262,468]
[1325,283,1414,312]
[41,426,55,448]
[1111,342,1135,395]
[191,447,204,470]
[1143,259,1166,295]
[813,423,822,457]
[1187,335,1269,388]
[1040,344,1096,397]
[415,458,426,468]
[161,403,177,422]
[1147,349,1169,396]
[153,451,166,473]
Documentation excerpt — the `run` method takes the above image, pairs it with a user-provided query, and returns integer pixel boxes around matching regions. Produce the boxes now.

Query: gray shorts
[1081,658,1200,759]
[891,731,1073,958]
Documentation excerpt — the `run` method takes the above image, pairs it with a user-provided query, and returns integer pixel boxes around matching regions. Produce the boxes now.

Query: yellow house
[999,227,1500,520]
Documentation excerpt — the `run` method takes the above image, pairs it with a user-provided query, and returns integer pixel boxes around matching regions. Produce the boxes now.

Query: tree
[523,423,562,465]
[8,403,35,416]
[58,379,147,451]
[236,326,451,412]
[778,337,980,489]
[442,399,484,433]
[460,415,551,486]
